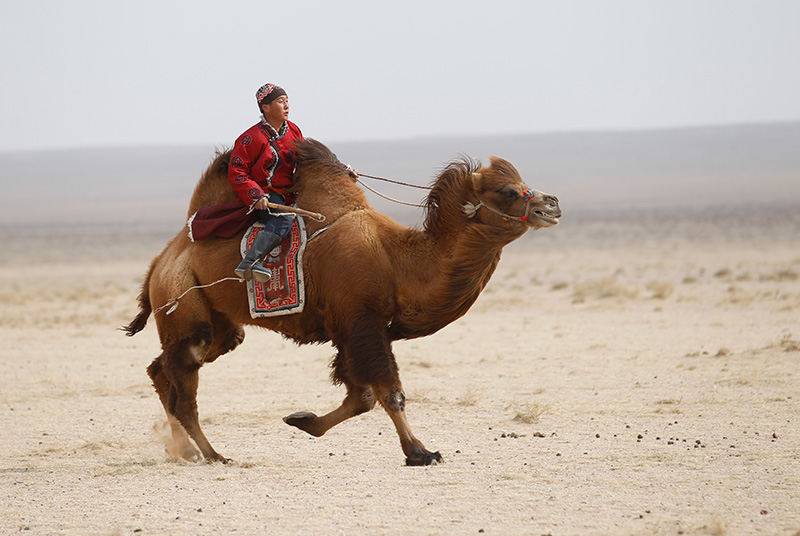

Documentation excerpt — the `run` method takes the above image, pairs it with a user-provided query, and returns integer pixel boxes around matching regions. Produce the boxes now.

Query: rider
[229,83,304,282]
[229,83,358,282]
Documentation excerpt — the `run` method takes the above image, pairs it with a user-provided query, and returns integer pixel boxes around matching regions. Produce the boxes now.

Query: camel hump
[187,139,347,216]
[294,138,344,172]
[188,149,237,215]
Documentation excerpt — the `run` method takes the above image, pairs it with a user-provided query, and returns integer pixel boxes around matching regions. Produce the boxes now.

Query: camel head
[466,156,561,230]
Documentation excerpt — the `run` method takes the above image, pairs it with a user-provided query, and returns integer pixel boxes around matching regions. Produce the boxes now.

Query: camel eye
[500,188,518,201]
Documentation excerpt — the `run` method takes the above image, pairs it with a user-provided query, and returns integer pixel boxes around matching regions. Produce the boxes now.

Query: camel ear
[471,172,482,190]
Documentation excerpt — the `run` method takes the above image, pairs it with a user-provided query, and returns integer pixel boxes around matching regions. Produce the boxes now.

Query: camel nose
[544,195,561,217]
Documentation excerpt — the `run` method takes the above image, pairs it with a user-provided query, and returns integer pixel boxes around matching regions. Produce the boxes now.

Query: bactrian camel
[124,139,561,466]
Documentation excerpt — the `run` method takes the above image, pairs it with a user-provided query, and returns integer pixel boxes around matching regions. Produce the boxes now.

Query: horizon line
[2,118,800,156]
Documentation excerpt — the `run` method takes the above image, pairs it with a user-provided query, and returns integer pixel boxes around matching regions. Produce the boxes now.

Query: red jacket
[228,119,304,206]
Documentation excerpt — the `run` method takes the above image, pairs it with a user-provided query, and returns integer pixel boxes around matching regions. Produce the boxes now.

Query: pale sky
[1,0,799,152]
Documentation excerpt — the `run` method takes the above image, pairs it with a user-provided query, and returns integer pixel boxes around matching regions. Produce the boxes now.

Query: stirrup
[251,264,272,283]
[234,262,254,281]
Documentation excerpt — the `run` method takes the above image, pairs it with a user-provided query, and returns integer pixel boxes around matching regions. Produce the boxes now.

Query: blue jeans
[253,192,293,240]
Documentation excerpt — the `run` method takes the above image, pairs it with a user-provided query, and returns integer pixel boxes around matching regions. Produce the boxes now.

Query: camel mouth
[532,209,561,226]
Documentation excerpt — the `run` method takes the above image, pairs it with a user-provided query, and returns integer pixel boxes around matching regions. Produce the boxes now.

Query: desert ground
[1,209,798,535]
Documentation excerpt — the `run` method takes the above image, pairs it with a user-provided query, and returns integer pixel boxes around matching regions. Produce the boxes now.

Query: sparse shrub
[646,281,674,299]
[509,402,548,424]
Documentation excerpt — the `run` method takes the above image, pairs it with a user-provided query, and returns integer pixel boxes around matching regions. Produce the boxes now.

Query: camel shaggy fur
[124,139,561,465]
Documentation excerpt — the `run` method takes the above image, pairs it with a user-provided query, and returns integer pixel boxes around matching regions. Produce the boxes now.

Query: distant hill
[1,122,798,227]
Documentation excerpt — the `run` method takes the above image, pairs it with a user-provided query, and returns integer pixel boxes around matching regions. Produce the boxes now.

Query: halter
[461,188,535,222]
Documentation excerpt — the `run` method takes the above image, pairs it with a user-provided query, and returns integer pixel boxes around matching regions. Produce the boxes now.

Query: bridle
[461,188,535,222]
[357,173,536,223]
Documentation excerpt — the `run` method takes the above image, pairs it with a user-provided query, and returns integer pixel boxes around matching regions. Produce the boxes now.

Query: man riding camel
[229,83,356,282]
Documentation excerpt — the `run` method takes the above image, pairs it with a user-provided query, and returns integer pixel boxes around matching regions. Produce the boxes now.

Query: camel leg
[284,383,376,437]
[373,383,442,466]
[147,356,201,461]
[162,326,229,463]
[330,311,442,466]
[150,310,229,463]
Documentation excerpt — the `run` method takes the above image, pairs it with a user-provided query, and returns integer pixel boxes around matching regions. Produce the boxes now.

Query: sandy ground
[1,211,799,536]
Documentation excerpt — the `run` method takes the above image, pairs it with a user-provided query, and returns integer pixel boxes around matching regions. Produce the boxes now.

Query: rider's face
[261,96,290,127]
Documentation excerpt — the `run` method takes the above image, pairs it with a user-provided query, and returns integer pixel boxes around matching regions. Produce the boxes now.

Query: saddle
[240,218,307,318]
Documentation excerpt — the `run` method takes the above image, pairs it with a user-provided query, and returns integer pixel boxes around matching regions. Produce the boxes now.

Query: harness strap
[461,200,528,222]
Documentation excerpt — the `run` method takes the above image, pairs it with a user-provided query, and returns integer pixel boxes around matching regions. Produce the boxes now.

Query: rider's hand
[254,197,270,211]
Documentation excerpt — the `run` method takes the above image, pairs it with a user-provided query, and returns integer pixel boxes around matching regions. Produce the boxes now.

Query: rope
[307,224,332,242]
[355,177,427,208]
[154,277,244,316]
[358,173,432,190]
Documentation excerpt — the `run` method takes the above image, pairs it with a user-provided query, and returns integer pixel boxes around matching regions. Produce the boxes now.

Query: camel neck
[389,226,505,340]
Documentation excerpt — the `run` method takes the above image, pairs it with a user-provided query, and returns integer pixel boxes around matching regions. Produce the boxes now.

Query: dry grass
[780,334,800,352]
[456,386,480,407]
[714,268,732,279]
[571,277,639,302]
[760,269,798,282]
[408,387,437,404]
[646,280,674,299]
[508,402,548,424]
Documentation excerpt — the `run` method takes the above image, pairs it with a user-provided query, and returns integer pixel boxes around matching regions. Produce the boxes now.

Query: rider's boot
[234,230,282,282]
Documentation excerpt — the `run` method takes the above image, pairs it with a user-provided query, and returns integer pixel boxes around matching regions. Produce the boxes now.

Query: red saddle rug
[240,218,307,318]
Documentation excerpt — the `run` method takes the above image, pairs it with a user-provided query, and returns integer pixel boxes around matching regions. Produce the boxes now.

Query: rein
[354,173,431,208]
[355,177,426,208]
[357,173,535,222]
[358,173,432,190]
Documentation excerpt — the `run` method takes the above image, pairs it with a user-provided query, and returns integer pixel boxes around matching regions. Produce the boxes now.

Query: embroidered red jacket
[228,120,304,206]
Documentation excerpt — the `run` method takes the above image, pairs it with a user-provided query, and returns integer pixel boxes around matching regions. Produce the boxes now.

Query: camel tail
[121,258,155,337]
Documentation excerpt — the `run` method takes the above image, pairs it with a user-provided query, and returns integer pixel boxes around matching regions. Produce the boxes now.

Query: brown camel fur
[124,139,561,466]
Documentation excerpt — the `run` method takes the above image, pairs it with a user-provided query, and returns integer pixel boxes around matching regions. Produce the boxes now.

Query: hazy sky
[1,0,799,152]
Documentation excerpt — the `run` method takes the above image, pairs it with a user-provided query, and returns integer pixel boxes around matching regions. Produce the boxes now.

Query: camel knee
[161,322,213,370]
[157,325,212,417]
[189,322,213,363]
[379,388,405,413]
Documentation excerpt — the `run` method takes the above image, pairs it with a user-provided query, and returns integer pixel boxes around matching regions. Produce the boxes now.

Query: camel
[124,139,561,466]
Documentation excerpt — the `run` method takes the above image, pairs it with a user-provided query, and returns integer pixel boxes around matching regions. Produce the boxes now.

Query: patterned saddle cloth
[240,218,307,318]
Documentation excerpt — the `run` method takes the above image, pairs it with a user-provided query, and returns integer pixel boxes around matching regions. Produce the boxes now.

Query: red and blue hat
[256,83,287,107]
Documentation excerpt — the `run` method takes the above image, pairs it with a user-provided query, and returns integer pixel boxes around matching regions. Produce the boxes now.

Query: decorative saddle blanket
[241,218,307,318]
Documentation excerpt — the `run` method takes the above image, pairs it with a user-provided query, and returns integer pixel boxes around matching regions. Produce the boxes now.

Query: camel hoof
[283,411,323,436]
[405,451,443,466]
[166,445,202,463]
[283,411,317,425]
